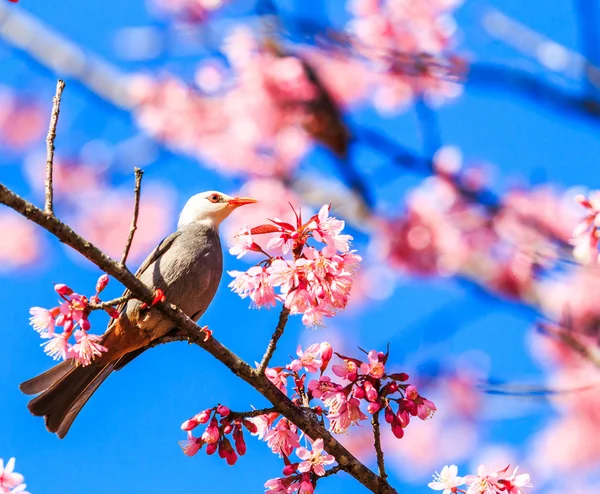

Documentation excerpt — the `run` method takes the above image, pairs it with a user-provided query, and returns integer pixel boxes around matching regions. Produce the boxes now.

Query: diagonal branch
[44,79,65,215]
[120,167,144,266]
[258,306,290,374]
[0,183,396,494]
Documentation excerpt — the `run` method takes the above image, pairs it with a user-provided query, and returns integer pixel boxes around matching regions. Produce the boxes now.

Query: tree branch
[44,79,65,215]
[88,294,131,311]
[229,407,278,420]
[120,167,144,267]
[258,306,290,375]
[0,183,395,494]
[371,410,387,482]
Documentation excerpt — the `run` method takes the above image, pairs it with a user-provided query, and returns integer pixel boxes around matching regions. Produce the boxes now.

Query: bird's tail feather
[23,360,115,439]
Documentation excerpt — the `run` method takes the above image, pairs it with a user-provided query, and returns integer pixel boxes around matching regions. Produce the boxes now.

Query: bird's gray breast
[133,223,223,336]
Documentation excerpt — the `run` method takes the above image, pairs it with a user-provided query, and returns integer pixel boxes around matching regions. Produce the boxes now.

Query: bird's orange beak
[228,197,257,208]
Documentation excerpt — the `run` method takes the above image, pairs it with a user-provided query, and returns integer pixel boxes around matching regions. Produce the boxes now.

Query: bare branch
[88,294,131,312]
[371,410,388,482]
[258,306,290,375]
[0,184,395,494]
[321,465,344,479]
[120,167,144,267]
[44,79,65,215]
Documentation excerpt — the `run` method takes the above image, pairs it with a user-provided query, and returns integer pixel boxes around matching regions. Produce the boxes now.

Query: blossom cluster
[428,464,532,494]
[345,0,465,111]
[28,275,118,366]
[0,457,29,494]
[228,203,361,327]
[180,342,433,493]
[571,192,600,264]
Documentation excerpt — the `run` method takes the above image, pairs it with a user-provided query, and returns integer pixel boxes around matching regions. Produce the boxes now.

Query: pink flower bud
[96,274,109,293]
[54,284,73,296]
[201,418,220,444]
[206,442,218,455]
[55,314,66,326]
[217,405,230,416]
[391,422,404,439]
[233,427,246,456]
[386,382,398,394]
[80,317,91,331]
[363,381,378,402]
[367,401,382,414]
[353,385,365,399]
[282,463,298,476]
[181,418,200,432]
[320,342,333,373]
[384,406,395,424]
[223,422,233,434]
[90,295,100,304]
[63,319,74,334]
[242,419,257,433]
[397,409,410,427]
[105,307,120,319]
[195,409,212,424]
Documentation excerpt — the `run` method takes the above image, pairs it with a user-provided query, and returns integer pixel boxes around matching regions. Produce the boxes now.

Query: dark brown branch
[229,407,278,420]
[321,465,344,479]
[258,306,290,375]
[371,410,387,482]
[120,167,144,267]
[0,184,395,494]
[44,80,65,215]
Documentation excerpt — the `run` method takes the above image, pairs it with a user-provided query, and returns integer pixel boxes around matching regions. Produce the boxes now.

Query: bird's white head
[177,191,257,230]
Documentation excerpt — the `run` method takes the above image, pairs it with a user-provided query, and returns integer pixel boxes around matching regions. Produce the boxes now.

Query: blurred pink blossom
[0,211,41,270]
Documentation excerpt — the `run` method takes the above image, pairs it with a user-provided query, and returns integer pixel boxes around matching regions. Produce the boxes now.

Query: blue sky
[1,1,598,493]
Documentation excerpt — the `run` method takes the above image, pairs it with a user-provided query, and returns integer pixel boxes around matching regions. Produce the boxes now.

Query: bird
[20,190,256,439]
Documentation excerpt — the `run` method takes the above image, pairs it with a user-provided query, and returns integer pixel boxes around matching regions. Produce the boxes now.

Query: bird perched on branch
[20,191,256,438]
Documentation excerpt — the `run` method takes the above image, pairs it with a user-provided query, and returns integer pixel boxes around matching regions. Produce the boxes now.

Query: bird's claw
[141,289,166,310]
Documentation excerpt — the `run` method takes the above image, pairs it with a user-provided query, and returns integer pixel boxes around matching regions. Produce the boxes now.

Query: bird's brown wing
[107,230,182,330]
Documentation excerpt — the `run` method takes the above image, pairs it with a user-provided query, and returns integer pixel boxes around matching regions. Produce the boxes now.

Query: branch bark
[371,410,388,482]
[44,79,65,215]
[0,183,396,494]
[120,167,144,267]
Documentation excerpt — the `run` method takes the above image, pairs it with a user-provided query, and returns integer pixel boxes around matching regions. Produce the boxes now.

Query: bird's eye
[208,194,221,204]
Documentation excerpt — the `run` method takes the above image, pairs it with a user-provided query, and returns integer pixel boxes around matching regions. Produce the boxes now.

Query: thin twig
[44,79,65,215]
[258,306,290,374]
[321,465,344,479]
[120,167,144,266]
[371,410,388,482]
[88,294,131,311]
[539,323,600,368]
[0,184,395,494]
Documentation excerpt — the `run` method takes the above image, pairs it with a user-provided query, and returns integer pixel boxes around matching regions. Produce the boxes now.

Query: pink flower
[228,266,277,308]
[428,464,465,493]
[247,413,277,441]
[229,225,256,259]
[264,477,293,494]
[0,458,25,492]
[265,367,288,395]
[332,359,359,381]
[359,350,386,379]
[313,204,352,253]
[41,332,71,361]
[29,307,55,336]
[288,343,323,373]
[264,419,300,457]
[201,417,220,444]
[307,376,342,400]
[464,465,502,494]
[70,331,107,366]
[296,438,335,476]
[178,433,204,457]
[328,397,367,434]
[498,467,532,494]
[298,475,314,494]
[267,259,299,294]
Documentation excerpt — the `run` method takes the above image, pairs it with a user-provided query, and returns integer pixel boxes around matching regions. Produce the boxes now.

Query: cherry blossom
[263,419,301,458]
[296,438,335,477]
[28,277,122,365]
[228,203,362,327]
[288,344,323,373]
[0,458,28,494]
[428,464,465,493]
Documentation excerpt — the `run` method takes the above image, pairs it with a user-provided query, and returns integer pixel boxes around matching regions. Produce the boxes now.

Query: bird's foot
[200,325,212,341]
[140,289,166,310]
